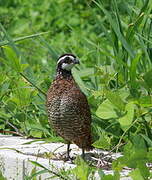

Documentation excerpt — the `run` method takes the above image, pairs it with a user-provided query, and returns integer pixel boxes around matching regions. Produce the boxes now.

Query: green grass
[0,0,152,179]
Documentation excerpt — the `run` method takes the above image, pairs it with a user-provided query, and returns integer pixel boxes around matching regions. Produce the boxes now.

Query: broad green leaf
[92,134,111,150]
[14,112,26,122]
[102,175,115,180]
[21,63,29,71]
[133,135,146,148]
[3,46,22,72]
[105,90,125,111]
[0,111,12,118]
[92,90,103,98]
[96,99,118,119]
[118,102,134,130]
[102,171,120,180]
[138,95,152,107]
[112,157,125,171]
[115,136,147,169]
[30,130,43,138]
[11,87,34,107]
[1,82,10,95]
[10,80,37,107]
[130,169,144,180]
[73,156,91,180]
[143,69,152,89]
[147,150,152,162]
[24,120,49,138]
[137,163,149,180]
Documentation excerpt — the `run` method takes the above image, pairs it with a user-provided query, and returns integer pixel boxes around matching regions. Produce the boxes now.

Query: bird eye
[64,57,72,64]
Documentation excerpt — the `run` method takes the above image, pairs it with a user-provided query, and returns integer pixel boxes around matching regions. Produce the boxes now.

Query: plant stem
[20,72,46,96]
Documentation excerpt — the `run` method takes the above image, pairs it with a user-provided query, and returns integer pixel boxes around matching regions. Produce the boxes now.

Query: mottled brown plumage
[46,54,92,158]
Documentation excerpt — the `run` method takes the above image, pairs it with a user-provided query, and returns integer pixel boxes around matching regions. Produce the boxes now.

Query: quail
[46,53,92,159]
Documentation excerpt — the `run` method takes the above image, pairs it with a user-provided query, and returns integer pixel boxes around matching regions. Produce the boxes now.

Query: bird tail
[73,134,93,151]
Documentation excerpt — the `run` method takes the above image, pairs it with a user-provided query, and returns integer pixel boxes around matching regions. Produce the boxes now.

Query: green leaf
[139,0,149,13]
[92,90,103,98]
[118,101,134,131]
[11,87,33,107]
[0,31,50,47]
[143,69,152,89]
[29,167,37,180]
[112,157,125,171]
[73,156,92,180]
[126,13,144,43]
[141,134,152,147]
[138,95,152,107]
[0,171,7,180]
[129,54,141,89]
[78,68,94,78]
[26,169,47,180]
[30,161,49,171]
[30,130,43,138]
[137,163,149,180]
[94,0,135,58]
[102,175,115,180]
[96,99,118,119]
[21,63,29,71]
[10,80,37,107]
[105,90,125,111]
[113,135,147,170]
[102,171,120,180]
[92,134,111,150]
[1,82,10,95]
[147,149,152,162]
[3,46,22,72]
[73,69,88,95]
[98,169,105,179]
[132,135,147,153]
[130,169,144,180]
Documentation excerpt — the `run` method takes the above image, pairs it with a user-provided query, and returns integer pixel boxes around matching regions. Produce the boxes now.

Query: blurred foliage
[0,0,152,179]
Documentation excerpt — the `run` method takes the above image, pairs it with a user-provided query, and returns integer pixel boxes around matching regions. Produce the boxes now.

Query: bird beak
[74,58,80,64]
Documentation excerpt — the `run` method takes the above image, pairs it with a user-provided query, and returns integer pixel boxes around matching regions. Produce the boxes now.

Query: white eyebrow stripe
[57,55,74,64]
[57,56,66,63]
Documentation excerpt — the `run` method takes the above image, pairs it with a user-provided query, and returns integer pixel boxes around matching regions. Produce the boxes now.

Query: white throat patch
[61,62,75,71]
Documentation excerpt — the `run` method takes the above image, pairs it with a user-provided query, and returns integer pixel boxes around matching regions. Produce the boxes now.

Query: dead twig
[0,130,24,136]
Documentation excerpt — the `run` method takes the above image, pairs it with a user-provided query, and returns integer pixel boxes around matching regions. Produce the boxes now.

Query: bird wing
[60,86,91,123]
[60,87,92,149]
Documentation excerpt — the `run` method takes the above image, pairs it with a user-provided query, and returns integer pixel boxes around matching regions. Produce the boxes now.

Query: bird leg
[82,148,85,159]
[67,142,71,159]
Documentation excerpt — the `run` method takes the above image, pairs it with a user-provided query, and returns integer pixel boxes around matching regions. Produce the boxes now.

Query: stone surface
[0,135,131,180]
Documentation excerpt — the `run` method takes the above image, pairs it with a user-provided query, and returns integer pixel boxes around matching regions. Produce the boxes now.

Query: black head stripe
[57,54,76,65]
[58,53,76,60]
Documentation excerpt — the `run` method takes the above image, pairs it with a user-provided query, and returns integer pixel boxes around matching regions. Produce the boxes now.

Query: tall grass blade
[0,31,50,47]
[93,0,135,58]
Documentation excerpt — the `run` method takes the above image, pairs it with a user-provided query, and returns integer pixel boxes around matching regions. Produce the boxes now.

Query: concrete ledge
[0,135,131,180]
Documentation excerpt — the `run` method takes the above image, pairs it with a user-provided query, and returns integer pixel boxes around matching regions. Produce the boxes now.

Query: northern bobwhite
[46,53,92,159]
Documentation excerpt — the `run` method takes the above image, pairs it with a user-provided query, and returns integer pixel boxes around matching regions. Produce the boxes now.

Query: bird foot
[56,150,75,162]
[63,155,75,162]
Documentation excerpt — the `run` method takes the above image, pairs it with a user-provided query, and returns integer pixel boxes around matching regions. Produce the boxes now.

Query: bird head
[57,54,79,76]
